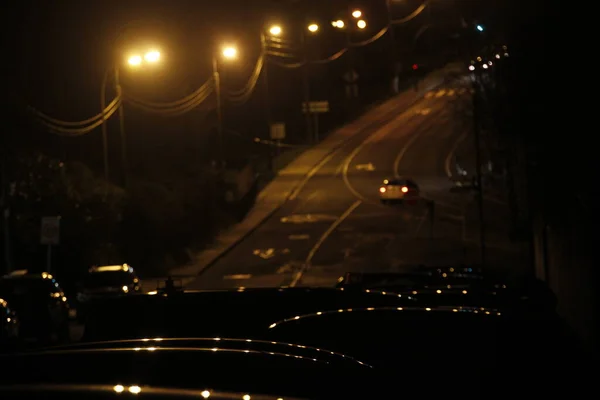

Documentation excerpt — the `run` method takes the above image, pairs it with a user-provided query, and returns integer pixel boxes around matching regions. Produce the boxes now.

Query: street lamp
[332,20,345,28]
[357,19,367,29]
[100,48,161,187]
[351,10,362,18]
[213,44,238,167]
[127,55,142,66]
[144,50,160,62]
[307,23,319,33]
[269,25,282,36]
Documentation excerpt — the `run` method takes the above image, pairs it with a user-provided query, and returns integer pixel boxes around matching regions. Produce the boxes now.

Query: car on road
[379,178,419,204]
[75,264,140,321]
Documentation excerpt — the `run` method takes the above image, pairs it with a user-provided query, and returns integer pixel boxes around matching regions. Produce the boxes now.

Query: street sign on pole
[41,216,60,245]
[41,216,60,273]
[270,123,286,140]
[301,101,329,143]
[301,101,329,113]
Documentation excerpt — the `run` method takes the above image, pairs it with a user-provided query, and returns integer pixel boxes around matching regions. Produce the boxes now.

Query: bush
[120,170,228,277]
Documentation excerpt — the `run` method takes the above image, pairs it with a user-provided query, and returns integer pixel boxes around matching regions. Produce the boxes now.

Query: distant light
[476,24,484,31]
[222,46,237,59]
[144,50,160,63]
[200,390,211,398]
[495,53,500,59]
[332,19,344,28]
[269,25,281,36]
[308,23,319,32]
[352,10,362,18]
[412,64,418,70]
[128,386,141,394]
[357,19,366,29]
[468,65,475,71]
[482,64,488,69]
[127,55,142,66]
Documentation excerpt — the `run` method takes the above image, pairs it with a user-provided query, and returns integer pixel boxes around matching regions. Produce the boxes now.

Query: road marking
[447,89,455,96]
[435,89,446,97]
[392,124,430,179]
[223,274,252,280]
[289,152,337,200]
[355,163,375,171]
[290,200,362,287]
[277,264,293,273]
[253,248,275,259]
[445,131,468,177]
[416,108,431,115]
[289,234,310,240]
[425,91,434,98]
[281,214,338,223]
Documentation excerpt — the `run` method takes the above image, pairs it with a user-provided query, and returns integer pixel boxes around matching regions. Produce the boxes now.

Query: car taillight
[379,187,386,193]
[401,186,408,193]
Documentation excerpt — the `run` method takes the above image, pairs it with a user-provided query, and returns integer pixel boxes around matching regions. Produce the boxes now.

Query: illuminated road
[187,79,522,290]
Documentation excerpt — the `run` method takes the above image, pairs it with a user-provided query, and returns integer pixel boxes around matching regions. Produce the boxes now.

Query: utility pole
[261,33,274,171]
[212,56,224,166]
[300,31,312,144]
[114,68,128,189]
[0,128,11,273]
[472,74,486,268]
[99,69,111,188]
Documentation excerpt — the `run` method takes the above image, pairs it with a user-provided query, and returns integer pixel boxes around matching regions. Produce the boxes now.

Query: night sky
[2,0,511,170]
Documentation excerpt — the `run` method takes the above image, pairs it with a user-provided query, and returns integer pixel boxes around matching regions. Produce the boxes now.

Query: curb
[191,71,450,279]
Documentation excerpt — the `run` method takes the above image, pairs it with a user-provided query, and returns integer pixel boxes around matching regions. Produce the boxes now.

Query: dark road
[188,76,524,290]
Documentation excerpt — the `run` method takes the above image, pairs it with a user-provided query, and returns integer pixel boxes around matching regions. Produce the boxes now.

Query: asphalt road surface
[188,78,523,290]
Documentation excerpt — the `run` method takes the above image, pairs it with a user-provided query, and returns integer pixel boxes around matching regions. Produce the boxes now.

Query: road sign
[40,216,60,245]
[270,123,286,140]
[302,101,329,113]
[343,69,359,83]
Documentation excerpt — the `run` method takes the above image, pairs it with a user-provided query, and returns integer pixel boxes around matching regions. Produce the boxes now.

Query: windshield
[2,0,591,396]
[0,279,59,298]
[83,272,134,289]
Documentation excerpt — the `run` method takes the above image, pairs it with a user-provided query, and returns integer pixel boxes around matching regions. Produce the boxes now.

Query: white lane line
[392,122,431,179]
[289,234,310,240]
[288,152,337,200]
[290,200,362,287]
[445,131,468,178]
[342,134,388,206]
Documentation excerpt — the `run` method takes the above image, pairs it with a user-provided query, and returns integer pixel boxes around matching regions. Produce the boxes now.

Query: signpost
[302,101,329,142]
[269,123,286,166]
[269,123,285,140]
[41,216,60,273]
[343,69,359,98]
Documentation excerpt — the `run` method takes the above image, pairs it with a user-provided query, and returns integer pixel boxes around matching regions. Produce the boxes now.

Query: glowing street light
[144,50,160,63]
[127,55,142,66]
[222,46,237,59]
[357,19,367,29]
[307,23,319,33]
[352,10,362,18]
[269,25,282,36]
[332,19,345,28]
